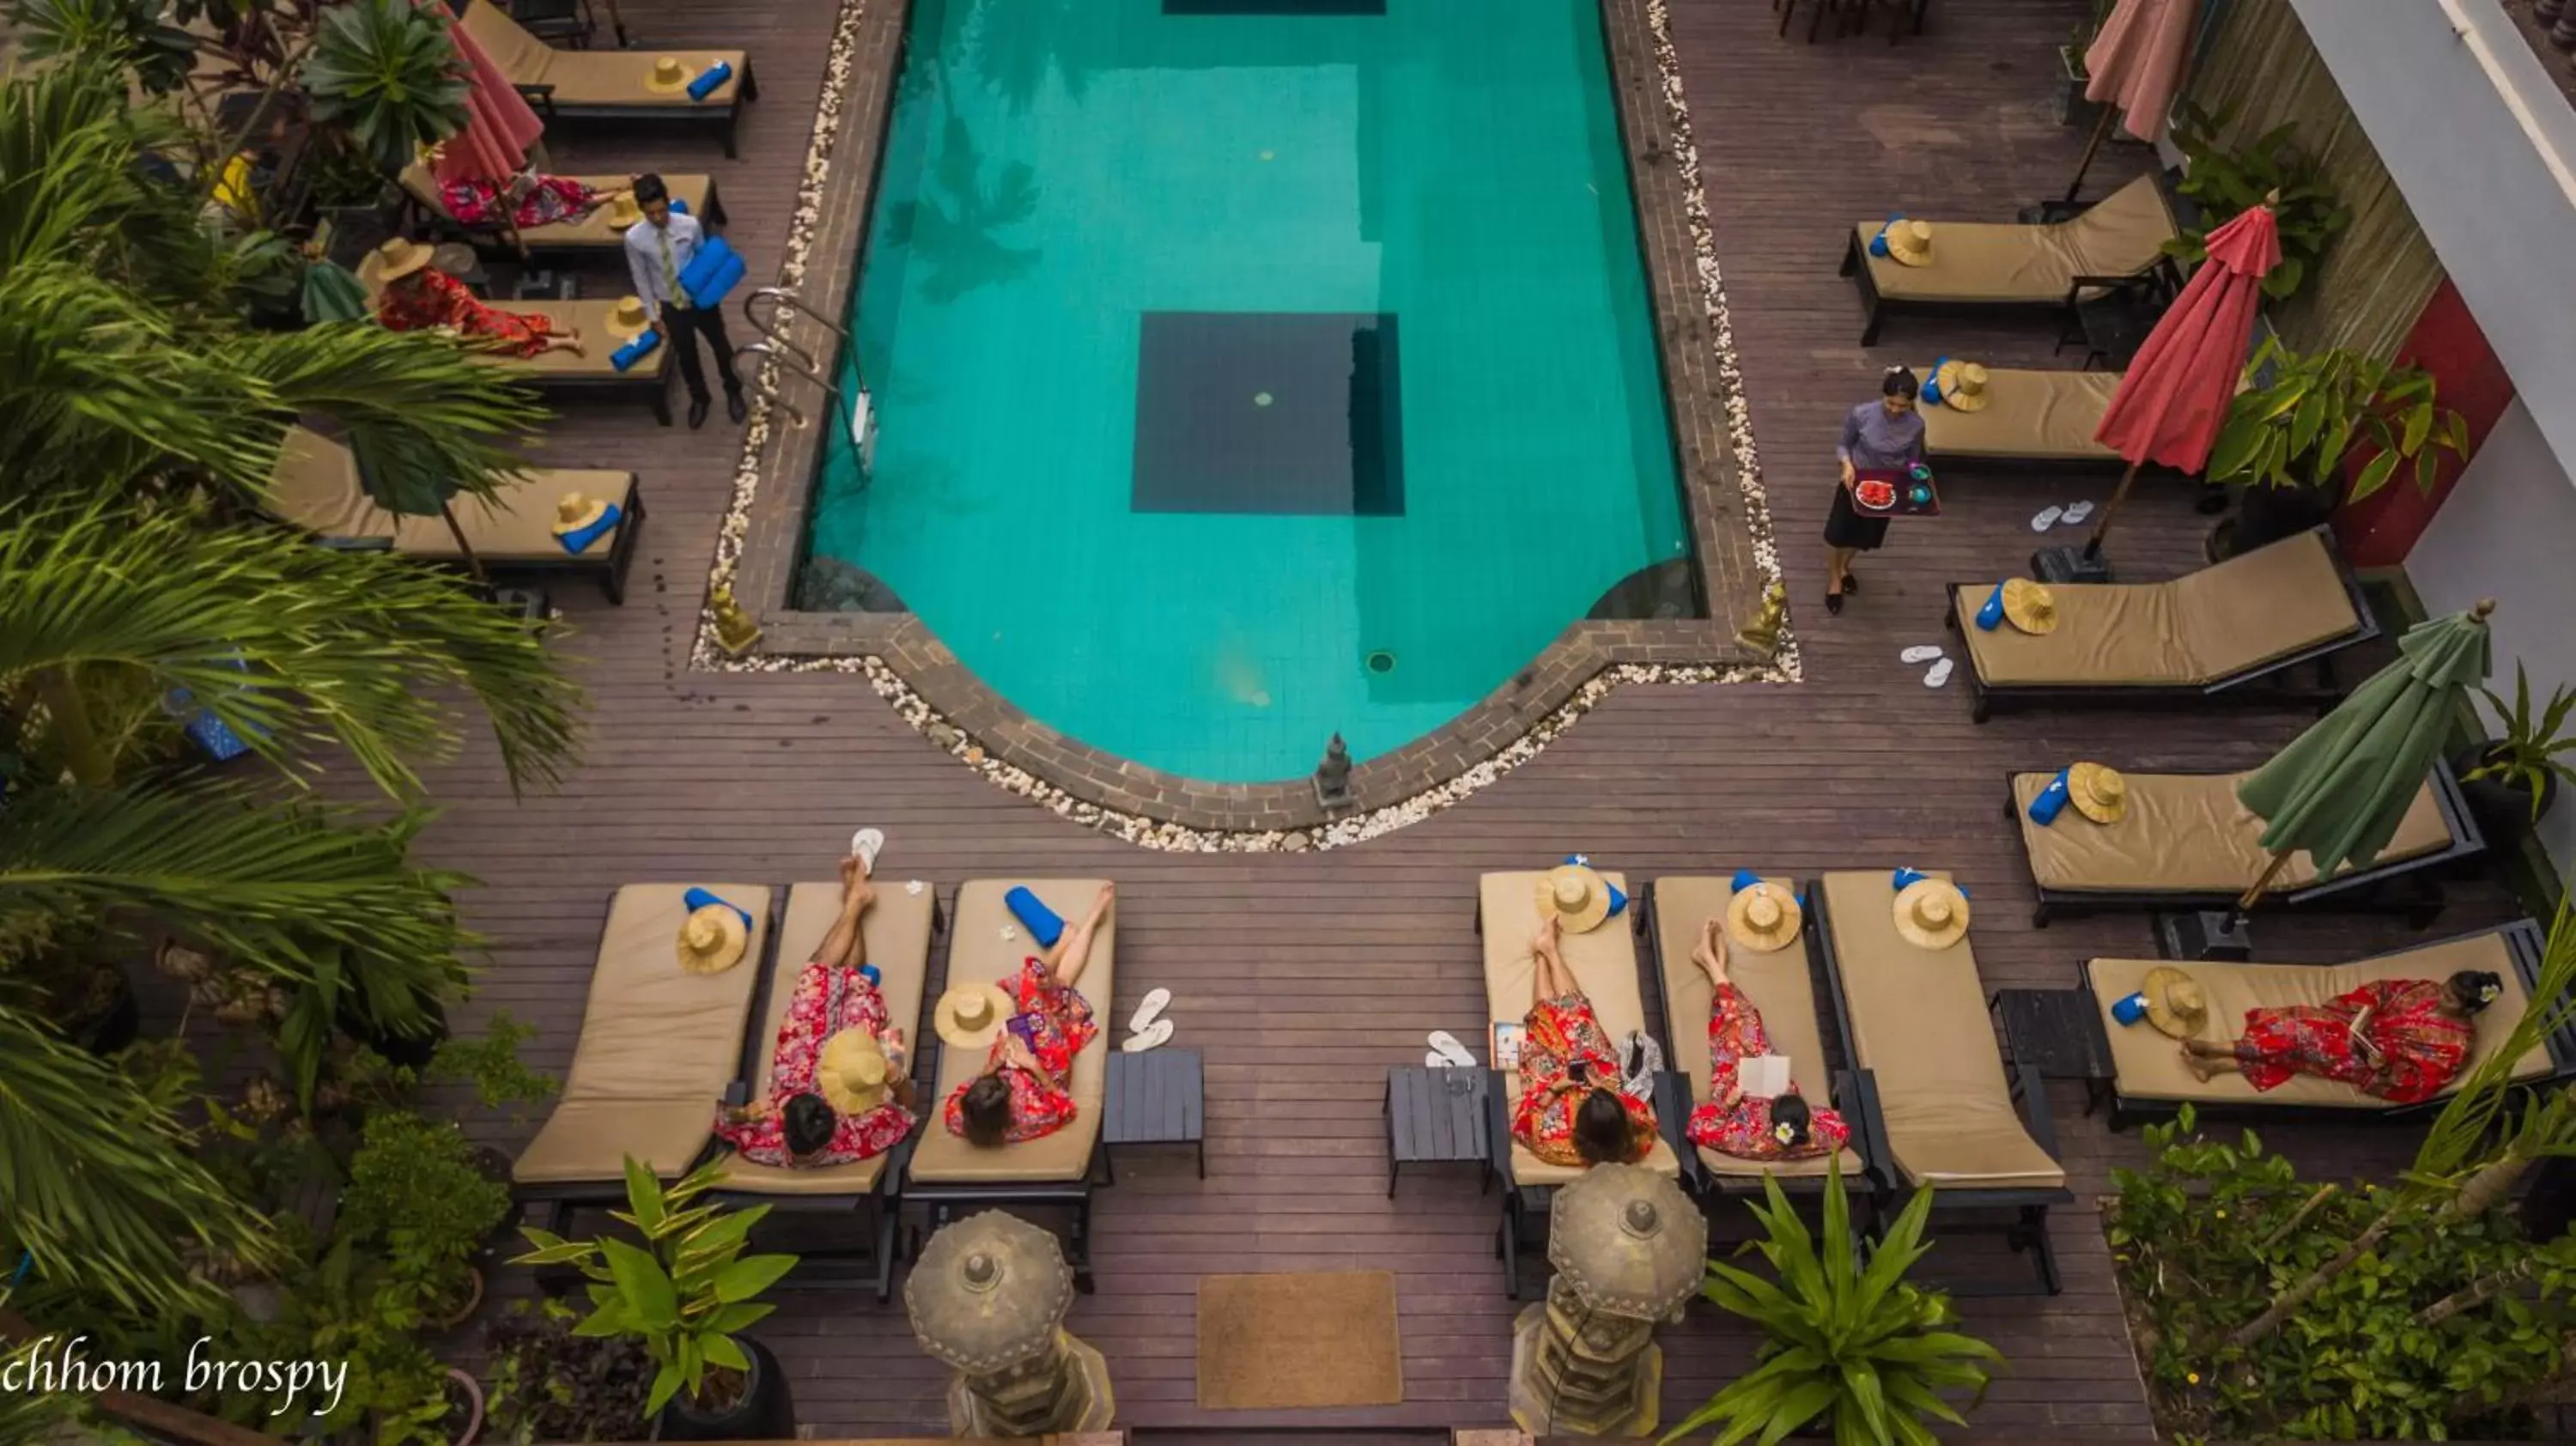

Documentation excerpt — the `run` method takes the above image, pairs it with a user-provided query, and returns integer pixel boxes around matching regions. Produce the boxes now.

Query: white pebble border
[680,0,1800,852]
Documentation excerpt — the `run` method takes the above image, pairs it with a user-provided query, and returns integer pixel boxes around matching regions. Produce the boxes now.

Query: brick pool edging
[685,0,1803,848]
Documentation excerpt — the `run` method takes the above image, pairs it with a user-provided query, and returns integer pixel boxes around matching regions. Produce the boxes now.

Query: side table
[1385,1066,1491,1198]
[1990,987,2113,1115]
[1102,1047,1203,1181]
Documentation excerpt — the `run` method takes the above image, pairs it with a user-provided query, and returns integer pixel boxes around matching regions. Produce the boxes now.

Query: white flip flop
[1129,987,1172,1036]
[1923,658,1954,688]
[1121,1018,1174,1053]
[1899,644,1944,665]
[1426,1030,1477,1068]
[2060,501,2096,526]
[848,828,885,872]
[2030,505,2064,532]
[1426,1049,1454,1068]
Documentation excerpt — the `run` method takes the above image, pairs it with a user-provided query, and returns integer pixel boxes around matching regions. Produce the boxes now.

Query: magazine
[1739,1054,1792,1099]
[1490,1021,1525,1072]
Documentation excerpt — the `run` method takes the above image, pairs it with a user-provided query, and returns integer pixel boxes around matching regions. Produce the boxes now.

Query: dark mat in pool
[1166,0,1384,13]
[1133,311,1403,518]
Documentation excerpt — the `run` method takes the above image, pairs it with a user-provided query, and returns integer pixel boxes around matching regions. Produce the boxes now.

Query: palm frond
[236,321,551,512]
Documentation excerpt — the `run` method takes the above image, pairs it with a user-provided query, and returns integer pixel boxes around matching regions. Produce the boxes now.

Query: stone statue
[1313,732,1355,810]
[708,583,762,656]
[1735,580,1787,659]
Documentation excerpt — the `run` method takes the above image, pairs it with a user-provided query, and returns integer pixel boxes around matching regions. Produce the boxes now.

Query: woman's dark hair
[782,1091,836,1157]
[1880,365,1920,402]
[959,1072,1015,1147]
[2449,969,2506,1016]
[1571,1088,1633,1166]
[1771,1093,1813,1149]
[633,173,670,205]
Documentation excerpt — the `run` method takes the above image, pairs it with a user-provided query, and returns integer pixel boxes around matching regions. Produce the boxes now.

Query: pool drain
[1364,650,1397,676]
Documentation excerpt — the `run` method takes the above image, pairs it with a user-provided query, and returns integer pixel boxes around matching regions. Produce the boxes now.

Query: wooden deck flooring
[433,0,2517,1436]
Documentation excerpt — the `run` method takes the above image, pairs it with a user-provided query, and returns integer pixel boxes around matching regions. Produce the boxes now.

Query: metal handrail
[731,340,834,429]
[742,286,849,375]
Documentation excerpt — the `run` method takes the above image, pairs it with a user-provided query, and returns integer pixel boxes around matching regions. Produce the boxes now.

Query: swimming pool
[805,0,1691,784]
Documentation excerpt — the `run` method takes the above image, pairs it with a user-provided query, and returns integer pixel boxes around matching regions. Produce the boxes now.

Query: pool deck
[452,0,2511,1437]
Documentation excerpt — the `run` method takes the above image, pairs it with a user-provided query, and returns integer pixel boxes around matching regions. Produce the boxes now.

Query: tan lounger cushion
[513,884,770,1185]
[1820,872,2064,1191]
[459,0,744,106]
[1959,529,2361,688]
[475,299,658,378]
[906,880,1114,1185]
[714,881,937,1195]
[2014,770,2452,894]
[400,164,713,250]
[1479,872,1681,1187]
[267,426,633,562]
[1853,174,2175,304]
[2087,933,2550,1107]
[1652,877,1843,1180]
[1914,367,2120,462]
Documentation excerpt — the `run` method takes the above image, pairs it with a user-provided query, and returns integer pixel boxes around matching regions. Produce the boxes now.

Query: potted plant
[2203,337,2467,561]
[480,1297,655,1444]
[2164,103,2350,302]
[341,1109,513,1329]
[2058,0,2118,129]
[2460,663,2576,838]
[1662,1166,2000,1445]
[513,1157,800,1440]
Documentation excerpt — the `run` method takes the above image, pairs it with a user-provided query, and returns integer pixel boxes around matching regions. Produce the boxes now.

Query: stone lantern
[902,1211,1115,1437]
[1507,1163,1707,1437]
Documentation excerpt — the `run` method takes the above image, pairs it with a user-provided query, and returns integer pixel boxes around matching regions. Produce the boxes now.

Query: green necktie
[658,227,683,311]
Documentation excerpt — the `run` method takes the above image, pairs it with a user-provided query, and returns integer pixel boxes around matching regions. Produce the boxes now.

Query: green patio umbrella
[2233,598,2495,909]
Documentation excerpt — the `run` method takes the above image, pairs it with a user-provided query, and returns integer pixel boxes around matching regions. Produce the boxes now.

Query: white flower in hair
[1772,1120,1796,1145]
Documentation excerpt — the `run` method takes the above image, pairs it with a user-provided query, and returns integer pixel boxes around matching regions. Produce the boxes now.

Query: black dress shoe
[1825,591,1844,616]
[687,397,711,429]
[726,392,748,425]
[1840,571,1859,594]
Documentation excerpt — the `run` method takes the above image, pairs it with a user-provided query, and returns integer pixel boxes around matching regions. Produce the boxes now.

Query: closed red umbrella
[429,15,544,185]
[2063,0,2202,204]
[2082,199,2281,559]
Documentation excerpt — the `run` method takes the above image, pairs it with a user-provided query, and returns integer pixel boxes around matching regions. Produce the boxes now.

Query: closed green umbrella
[2233,599,2495,909]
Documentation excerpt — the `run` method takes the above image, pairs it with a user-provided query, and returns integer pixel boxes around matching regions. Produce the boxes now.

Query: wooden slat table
[1385,1065,1492,1198]
[1103,1047,1204,1180]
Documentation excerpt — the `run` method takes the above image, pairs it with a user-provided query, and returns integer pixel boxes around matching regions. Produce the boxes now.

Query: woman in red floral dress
[441,171,629,233]
[1511,914,1657,1169]
[366,237,584,359]
[716,854,917,1168]
[2181,969,2504,1104]
[1684,918,1849,1162]
[948,884,1113,1146]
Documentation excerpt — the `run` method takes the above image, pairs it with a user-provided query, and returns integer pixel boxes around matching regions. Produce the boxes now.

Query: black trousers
[664,303,742,405]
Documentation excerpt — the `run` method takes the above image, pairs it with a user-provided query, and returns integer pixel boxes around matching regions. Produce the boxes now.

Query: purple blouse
[1836,401,1926,471]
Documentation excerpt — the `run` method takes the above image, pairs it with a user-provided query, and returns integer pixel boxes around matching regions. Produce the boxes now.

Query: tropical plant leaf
[2348,448,2401,504]
[301,0,470,173]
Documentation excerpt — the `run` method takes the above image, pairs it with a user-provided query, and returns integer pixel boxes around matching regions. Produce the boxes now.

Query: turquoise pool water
[806,0,1688,783]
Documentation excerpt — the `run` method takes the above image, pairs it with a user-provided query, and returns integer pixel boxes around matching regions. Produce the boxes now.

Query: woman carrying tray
[1823,366,1926,616]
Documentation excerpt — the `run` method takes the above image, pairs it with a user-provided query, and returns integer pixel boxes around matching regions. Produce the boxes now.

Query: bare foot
[2181,1044,2216,1083]
[1694,918,1729,985]
[1084,882,1115,925]
[838,854,862,890]
[849,879,876,915]
[1534,912,1563,953]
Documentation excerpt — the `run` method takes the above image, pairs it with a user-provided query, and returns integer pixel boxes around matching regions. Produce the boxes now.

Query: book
[1491,1021,1525,1072]
[1739,1054,1792,1099]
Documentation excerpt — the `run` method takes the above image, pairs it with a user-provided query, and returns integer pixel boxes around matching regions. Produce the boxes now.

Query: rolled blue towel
[679,235,747,310]
[2027,768,2074,826]
[683,886,753,932]
[1868,211,1900,258]
[1922,355,1947,407]
[1607,883,1627,918]
[611,328,660,373]
[1005,885,1066,948]
[1974,582,2007,631]
[858,963,881,987]
[557,502,622,556]
[687,60,733,102]
[669,197,690,216]
[1891,866,1929,893]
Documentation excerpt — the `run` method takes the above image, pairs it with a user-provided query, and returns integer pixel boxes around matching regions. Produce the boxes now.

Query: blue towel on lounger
[683,887,753,932]
[687,60,733,101]
[611,329,659,373]
[1562,854,1625,917]
[557,502,621,556]
[1890,867,1967,899]
[1005,886,1065,948]
[1974,581,2007,631]
[2027,769,2074,826]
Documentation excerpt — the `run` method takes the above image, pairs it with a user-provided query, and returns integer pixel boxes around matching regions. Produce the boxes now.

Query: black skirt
[1822,483,1890,551]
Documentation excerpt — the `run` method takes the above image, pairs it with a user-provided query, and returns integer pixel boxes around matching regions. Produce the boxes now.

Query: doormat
[1196,1270,1403,1410]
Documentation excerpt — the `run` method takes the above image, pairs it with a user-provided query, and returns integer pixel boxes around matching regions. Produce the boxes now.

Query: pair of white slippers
[2030,501,2096,532]
[1425,1030,1478,1069]
[1124,989,1174,1053]
[1899,644,1953,688]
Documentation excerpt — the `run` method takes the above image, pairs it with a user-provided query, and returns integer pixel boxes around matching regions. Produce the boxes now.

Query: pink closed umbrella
[2064,0,2201,203]
[429,15,544,185]
[2082,200,2281,560]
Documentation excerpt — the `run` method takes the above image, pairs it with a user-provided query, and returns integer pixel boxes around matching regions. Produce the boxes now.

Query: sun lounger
[2010,765,2482,927]
[1839,172,2179,344]
[705,879,939,1300]
[1911,366,2123,471]
[398,164,722,257]
[2080,921,2569,1125]
[512,885,775,1203]
[267,426,644,602]
[454,0,758,157]
[356,262,677,425]
[1477,872,1686,1297]
[903,879,1115,1291]
[1642,876,1891,1200]
[1946,526,2378,722]
[1809,870,2071,1296]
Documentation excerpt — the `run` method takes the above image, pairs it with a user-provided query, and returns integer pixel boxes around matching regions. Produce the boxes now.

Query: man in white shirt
[623,173,745,428]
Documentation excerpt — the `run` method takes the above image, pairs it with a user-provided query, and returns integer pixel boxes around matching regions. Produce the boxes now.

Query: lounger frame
[520,363,677,428]
[1943,527,2380,724]
[1807,878,2074,1297]
[511,66,761,159]
[1633,880,1898,1212]
[2014,765,2487,931]
[1837,246,2162,350]
[901,1153,1106,1296]
[2079,920,2573,1129]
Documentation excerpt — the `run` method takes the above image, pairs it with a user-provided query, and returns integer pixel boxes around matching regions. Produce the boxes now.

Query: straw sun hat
[550,492,611,537]
[933,982,1015,1050]
[357,236,437,289]
[2140,966,2208,1040]
[1883,219,1933,267]
[2068,762,2129,824]
[2001,577,2060,635]
[1892,877,1971,951]
[1534,863,1614,934]
[607,295,653,340]
[817,1030,891,1114]
[603,191,644,229]
[1935,359,1991,413]
[647,56,692,93]
[1726,880,1803,953]
[674,903,749,975]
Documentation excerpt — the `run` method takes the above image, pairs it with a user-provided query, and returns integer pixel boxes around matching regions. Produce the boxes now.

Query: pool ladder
[735,287,875,468]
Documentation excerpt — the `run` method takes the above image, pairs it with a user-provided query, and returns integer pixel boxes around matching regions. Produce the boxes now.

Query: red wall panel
[2333,279,2518,567]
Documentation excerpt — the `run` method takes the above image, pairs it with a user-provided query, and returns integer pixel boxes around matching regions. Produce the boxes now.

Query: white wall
[2289,0,2576,483]
[2409,399,2576,883]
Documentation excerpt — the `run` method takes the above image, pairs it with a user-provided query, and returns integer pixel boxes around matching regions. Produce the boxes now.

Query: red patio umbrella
[429,14,544,186]
[2063,0,2201,204]
[2081,197,2280,560]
